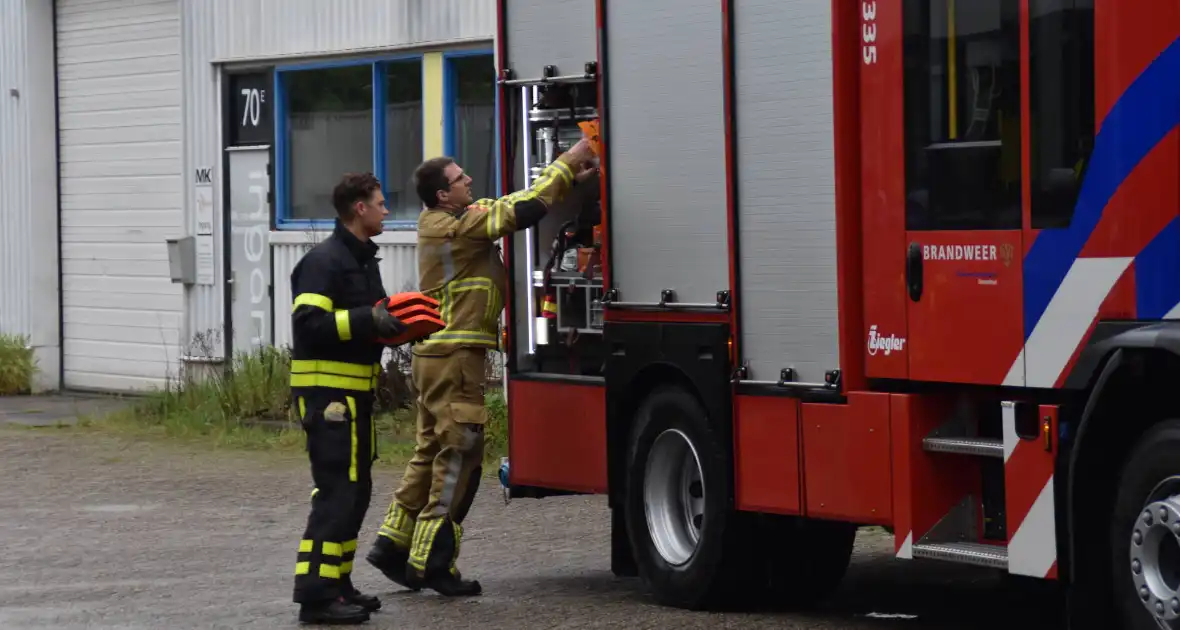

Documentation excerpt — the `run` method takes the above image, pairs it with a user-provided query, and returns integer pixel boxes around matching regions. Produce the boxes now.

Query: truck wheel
[623,385,749,610]
[1111,419,1180,629]
[759,514,857,607]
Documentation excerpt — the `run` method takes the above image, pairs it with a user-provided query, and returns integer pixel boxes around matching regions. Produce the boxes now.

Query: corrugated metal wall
[270,238,419,349]
[180,0,223,355]
[0,0,35,342]
[180,0,493,362]
[206,0,495,62]
[0,0,61,391]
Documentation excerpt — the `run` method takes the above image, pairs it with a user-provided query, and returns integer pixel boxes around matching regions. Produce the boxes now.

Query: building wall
[180,0,498,364]
[0,0,61,392]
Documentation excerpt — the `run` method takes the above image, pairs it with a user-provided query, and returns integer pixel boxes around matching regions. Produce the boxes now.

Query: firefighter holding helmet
[365,137,598,595]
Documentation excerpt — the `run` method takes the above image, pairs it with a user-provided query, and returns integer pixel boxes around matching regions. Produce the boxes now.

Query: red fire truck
[493,1,1179,627]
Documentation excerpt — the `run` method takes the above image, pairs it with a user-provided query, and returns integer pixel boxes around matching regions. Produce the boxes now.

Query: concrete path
[0,429,1068,629]
[0,392,130,427]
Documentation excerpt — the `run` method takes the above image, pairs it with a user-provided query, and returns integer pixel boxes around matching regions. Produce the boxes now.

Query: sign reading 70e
[229,72,273,146]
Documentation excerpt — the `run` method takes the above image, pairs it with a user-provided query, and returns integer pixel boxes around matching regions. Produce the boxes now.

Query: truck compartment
[733,0,842,386]
[507,377,608,494]
[505,77,609,378]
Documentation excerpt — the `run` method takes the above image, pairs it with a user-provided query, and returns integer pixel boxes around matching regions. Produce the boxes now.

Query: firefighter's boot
[367,503,421,591]
[298,597,370,625]
[406,519,482,597]
[341,577,382,612]
[365,535,420,591]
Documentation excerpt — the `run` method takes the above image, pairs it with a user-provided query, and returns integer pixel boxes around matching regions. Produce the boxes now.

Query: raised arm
[460,139,597,241]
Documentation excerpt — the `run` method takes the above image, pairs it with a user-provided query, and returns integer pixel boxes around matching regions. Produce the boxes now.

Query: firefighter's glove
[371,298,408,340]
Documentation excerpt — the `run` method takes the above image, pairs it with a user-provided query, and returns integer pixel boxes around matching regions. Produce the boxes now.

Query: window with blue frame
[383,60,424,220]
[276,58,423,228]
[445,53,497,202]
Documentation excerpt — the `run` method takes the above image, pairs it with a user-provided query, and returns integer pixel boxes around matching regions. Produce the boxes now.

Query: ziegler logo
[867,325,906,356]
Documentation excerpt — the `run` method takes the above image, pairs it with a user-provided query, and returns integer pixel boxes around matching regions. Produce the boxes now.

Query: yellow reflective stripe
[319,564,341,579]
[293,293,334,312]
[487,202,501,239]
[298,539,314,553]
[342,539,358,554]
[341,560,354,574]
[335,310,352,341]
[298,396,306,419]
[378,526,411,547]
[310,487,318,500]
[549,159,574,185]
[290,373,374,391]
[451,521,464,572]
[431,277,498,344]
[291,359,379,378]
[419,336,498,348]
[420,329,497,344]
[295,561,310,575]
[481,161,565,238]
[322,542,343,557]
[486,284,501,324]
[409,518,443,571]
[346,396,358,483]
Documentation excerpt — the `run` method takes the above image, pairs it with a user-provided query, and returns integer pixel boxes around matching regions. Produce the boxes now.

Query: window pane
[903,0,1022,231]
[385,60,424,221]
[1029,0,1094,230]
[452,55,497,201]
[286,65,374,221]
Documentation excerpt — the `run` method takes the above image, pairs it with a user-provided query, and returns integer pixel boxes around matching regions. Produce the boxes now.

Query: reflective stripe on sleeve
[335,310,352,341]
[293,293,334,312]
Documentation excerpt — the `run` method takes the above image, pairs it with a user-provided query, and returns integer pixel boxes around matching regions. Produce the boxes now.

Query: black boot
[406,565,483,597]
[341,580,382,612]
[366,536,420,591]
[408,519,482,597]
[298,597,370,625]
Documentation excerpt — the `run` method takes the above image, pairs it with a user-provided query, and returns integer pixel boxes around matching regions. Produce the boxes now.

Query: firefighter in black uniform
[289,172,408,625]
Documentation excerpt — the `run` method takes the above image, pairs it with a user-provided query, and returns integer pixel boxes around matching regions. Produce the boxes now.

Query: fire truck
[492,1,1179,627]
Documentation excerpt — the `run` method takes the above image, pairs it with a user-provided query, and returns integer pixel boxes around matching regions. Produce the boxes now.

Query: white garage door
[56,0,183,391]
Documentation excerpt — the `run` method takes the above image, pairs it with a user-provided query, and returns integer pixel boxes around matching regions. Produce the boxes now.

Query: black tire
[759,514,857,607]
[623,385,751,610]
[1110,418,1180,629]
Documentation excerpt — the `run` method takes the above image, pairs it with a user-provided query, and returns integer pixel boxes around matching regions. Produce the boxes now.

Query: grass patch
[0,333,37,396]
[82,345,508,467]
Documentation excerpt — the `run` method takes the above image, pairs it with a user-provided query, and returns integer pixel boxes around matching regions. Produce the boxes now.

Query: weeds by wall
[96,342,508,463]
[0,333,37,396]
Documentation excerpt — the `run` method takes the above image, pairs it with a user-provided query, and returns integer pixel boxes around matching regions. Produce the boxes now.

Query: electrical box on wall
[166,236,197,284]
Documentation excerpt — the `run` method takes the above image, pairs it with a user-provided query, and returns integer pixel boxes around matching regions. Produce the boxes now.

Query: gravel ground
[0,428,1067,629]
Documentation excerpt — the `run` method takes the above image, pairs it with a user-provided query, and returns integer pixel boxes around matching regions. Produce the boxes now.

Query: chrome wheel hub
[643,428,706,566]
[1131,476,1180,627]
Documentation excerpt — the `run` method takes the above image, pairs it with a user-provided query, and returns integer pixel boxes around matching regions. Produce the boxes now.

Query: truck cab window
[903,0,1022,231]
[1029,0,1095,230]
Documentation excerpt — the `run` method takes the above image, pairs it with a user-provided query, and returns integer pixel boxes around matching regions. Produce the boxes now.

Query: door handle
[906,241,923,302]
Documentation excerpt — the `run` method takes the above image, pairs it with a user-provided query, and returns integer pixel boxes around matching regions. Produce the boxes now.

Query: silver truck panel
[605,0,729,306]
[504,0,597,81]
[735,0,840,382]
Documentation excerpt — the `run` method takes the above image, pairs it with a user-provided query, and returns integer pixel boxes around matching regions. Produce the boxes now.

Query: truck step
[921,436,1004,458]
[911,541,1008,569]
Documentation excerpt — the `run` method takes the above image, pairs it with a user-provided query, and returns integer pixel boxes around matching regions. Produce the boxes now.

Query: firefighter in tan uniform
[365,138,597,596]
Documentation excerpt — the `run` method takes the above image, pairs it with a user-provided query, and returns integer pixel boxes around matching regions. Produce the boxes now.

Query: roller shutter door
[55,0,183,391]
